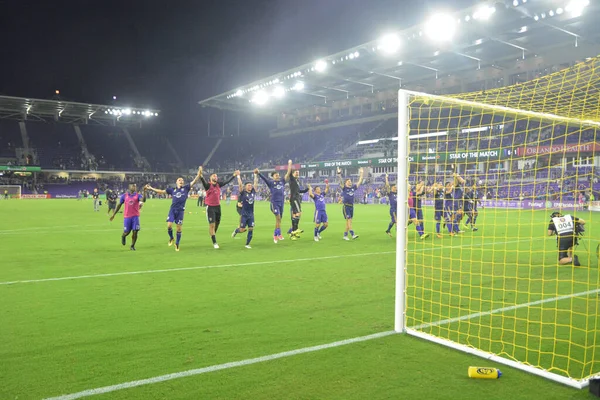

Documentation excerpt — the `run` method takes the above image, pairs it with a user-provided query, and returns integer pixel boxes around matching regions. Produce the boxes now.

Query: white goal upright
[396,85,600,389]
[0,185,22,199]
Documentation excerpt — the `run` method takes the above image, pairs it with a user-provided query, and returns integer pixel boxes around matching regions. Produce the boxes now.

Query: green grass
[0,198,596,399]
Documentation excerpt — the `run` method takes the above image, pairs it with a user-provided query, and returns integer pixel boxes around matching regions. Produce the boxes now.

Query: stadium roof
[199,0,600,115]
[0,95,160,126]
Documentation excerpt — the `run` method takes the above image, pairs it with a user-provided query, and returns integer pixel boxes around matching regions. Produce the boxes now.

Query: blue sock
[436,222,440,233]
[246,230,253,245]
[287,227,293,234]
[176,231,181,245]
[274,229,278,237]
[318,225,327,233]
[465,215,472,225]
[387,222,394,233]
[416,224,424,236]
[235,228,240,234]
[473,215,478,225]
[344,231,348,236]
[453,223,459,232]
[349,230,355,236]
[447,223,453,233]
[314,227,319,237]
[168,228,174,240]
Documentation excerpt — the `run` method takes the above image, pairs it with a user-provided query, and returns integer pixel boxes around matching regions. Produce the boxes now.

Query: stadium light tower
[565,0,590,17]
[425,13,457,42]
[315,60,328,72]
[251,90,269,105]
[377,33,401,54]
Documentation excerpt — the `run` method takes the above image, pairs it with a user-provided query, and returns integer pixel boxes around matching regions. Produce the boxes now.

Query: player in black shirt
[285,159,309,239]
[105,188,118,216]
[547,211,585,266]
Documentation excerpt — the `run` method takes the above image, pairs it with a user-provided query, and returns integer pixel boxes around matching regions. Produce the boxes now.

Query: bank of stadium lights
[377,33,401,54]
[314,60,328,72]
[292,81,305,91]
[532,0,588,21]
[104,109,157,117]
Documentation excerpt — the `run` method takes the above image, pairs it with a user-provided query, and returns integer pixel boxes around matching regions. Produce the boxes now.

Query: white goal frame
[395,89,600,389]
[0,185,22,199]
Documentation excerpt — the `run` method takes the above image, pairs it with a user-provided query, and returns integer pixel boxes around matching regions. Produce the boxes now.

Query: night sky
[0,0,474,132]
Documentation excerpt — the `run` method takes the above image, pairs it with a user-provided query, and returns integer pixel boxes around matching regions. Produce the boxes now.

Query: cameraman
[547,212,585,266]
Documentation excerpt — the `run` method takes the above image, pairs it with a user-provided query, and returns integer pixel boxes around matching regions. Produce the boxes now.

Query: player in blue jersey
[256,167,287,243]
[308,180,330,241]
[337,167,365,240]
[384,174,397,237]
[451,173,466,234]
[145,167,202,251]
[463,184,481,231]
[443,181,456,236]
[231,171,259,248]
[429,182,445,238]
[412,180,428,239]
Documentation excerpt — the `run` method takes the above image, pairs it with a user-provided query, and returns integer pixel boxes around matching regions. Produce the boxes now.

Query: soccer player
[547,211,584,266]
[105,188,118,216]
[232,171,259,248]
[197,187,205,207]
[308,180,330,241]
[430,182,445,238]
[337,167,364,240]
[109,183,146,251]
[145,167,202,251]
[463,185,480,232]
[199,166,239,249]
[3,189,8,200]
[257,167,287,243]
[286,160,309,240]
[384,174,397,237]
[443,181,456,236]
[413,180,429,239]
[92,188,100,211]
[451,173,466,234]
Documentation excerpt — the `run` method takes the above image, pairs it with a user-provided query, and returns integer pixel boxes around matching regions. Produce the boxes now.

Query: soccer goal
[0,185,22,199]
[396,57,600,389]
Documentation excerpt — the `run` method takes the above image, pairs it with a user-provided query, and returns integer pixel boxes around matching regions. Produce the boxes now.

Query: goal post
[396,86,600,389]
[0,185,22,199]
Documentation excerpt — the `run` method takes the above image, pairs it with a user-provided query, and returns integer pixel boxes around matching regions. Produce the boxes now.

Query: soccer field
[0,199,596,399]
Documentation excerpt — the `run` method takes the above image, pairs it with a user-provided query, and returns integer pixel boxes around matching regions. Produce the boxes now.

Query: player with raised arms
[463,184,480,232]
[145,167,202,251]
[198,166,239,249]
[384,173,397,238]
[430,182,445,238]
[451,173,466,234]
[109,183,146,251]
[413,179,429,239]
[547,211,584,266]
[307,180,330,241]
[286,159,309,240]
[256,167,287,243]
[231,171,259,248]
[443,181,455,236]
[337,166,364,240]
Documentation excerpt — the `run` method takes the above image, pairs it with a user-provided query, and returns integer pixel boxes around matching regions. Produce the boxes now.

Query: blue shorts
[314,210,328,224]
[123,216,140,233]
[240,213,255,229]
[389,209,396,224]
[434,209,444,221]
[167,209,185,225]
[453,200,463,212]
[270,201,284,217]
[409,208,417,219]
[415,208,423,220]
[464,203,473,213]
[342,205,354,220]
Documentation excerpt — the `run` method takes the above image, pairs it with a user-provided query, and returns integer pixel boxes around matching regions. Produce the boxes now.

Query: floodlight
[513,0,518,6]
[354,51,359,58]
[235,89,243,97]
[556,7,564,14]
[518,26,527,33]
[425,14,457,42]
[154,113,158,116]
[105,111,108,114]
[377,33,401,54]
[534,15,539,20]
[549,10,554,16]
[273,86,285,98]
[112,96,117,100]
[565,0,589,17]
[349,53,355,60]
[252,90,269,105]
[473,5,496,20]
[124,109,131,115]
[293,82,305,91]
[315,60,328,72]
[474,38,483,45]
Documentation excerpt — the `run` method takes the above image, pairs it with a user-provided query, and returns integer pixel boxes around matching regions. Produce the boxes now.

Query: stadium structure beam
[404,62,439,79]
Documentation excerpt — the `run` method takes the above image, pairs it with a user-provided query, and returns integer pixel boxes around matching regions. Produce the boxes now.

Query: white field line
[410,286,600,330]
[0,238,534,286]
[43,331,397,400]
[42,284,598,399]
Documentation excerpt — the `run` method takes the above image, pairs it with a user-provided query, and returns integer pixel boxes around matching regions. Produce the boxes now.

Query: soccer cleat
[472,227,479,232]
[573,255,581,266]
[130,245,136,251]
[449,232,456,237]
[436,234,443,238]
[121,236,126,246]
[213,243,220,249]
[420,233,430,240]
[175,244,180,252]
[290,235,297,241]
[352,234,359,240]
[343,236,350,241]
[407,220,413,226]
[273,236,278,244]
[245,245,252,249]
[385,231,393,238]
[168,238,174,247]
[314,236,319,242]
[278,235,285,241]
[317,234,322,240]
[457,230,465,234]
[231,230,238,238]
